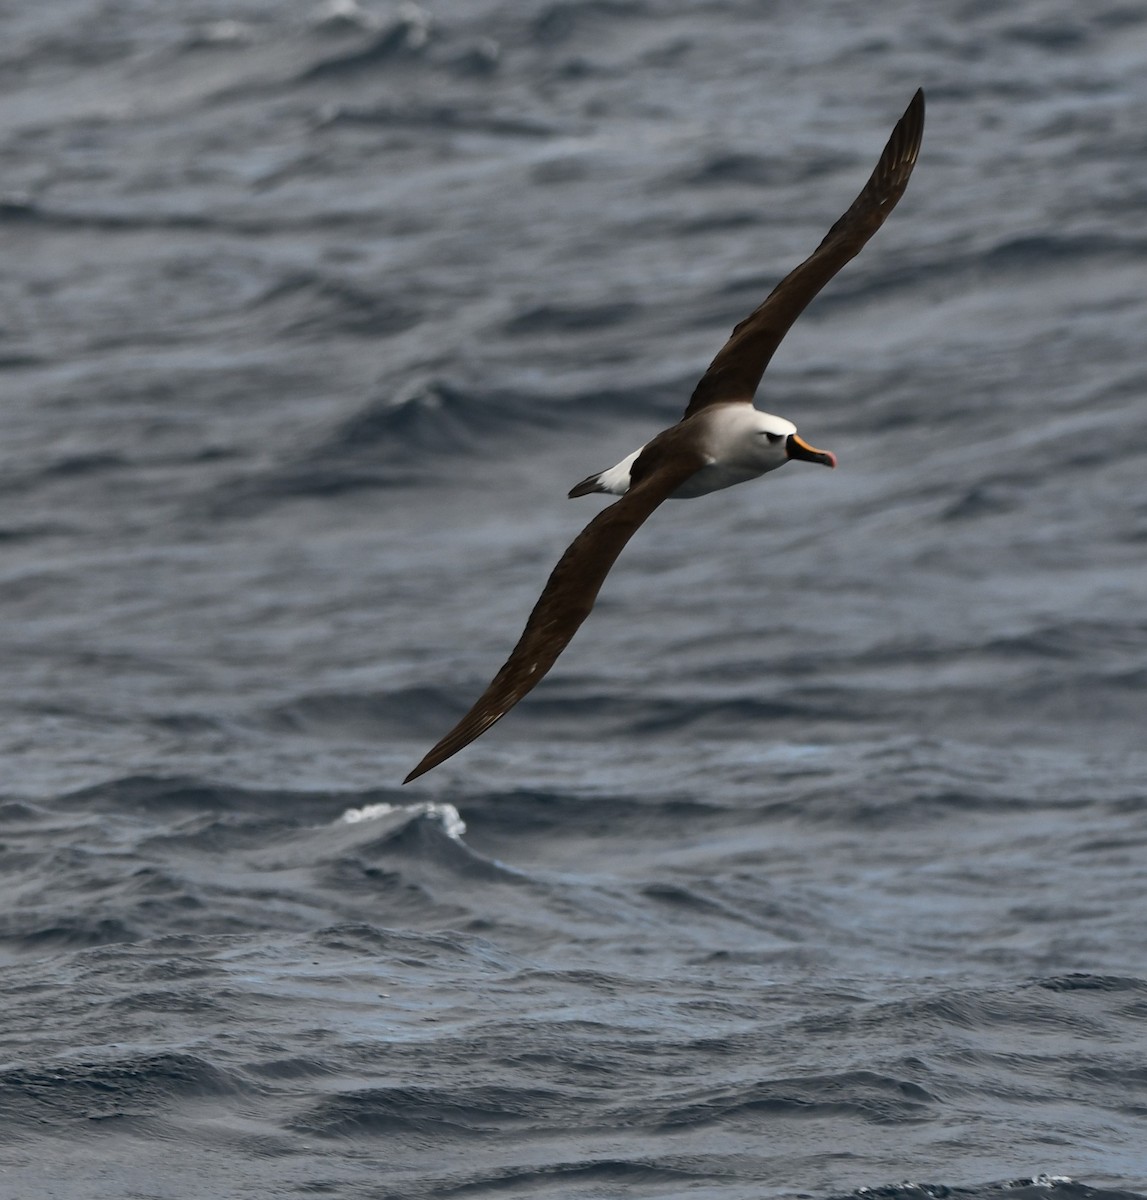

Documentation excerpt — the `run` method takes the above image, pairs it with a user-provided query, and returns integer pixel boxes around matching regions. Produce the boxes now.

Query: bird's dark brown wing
[683,88,924,418]
[403,444,706,783]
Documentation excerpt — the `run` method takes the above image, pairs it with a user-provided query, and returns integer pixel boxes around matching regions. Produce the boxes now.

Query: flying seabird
[404,88,924,784]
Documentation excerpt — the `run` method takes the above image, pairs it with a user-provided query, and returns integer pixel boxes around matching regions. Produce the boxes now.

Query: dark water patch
[244,1056,336,1082]
[1003,668,1147,724]
[911,787,1086,817]
[108,987,228,1016]
[1067,1061,1147,1097]
[309,924,516,972]
[130,955,226,985]
[0,194,37,221]
[55,774,365,823]
[715,228,1147,333]
[309,855,426,905]
[982,233,1147,271]
[679,208,766,234]
[679,148,853,189]
[505,966,640,995]
[257,687,466,740]
[299,9,435,79]
[832,1180,1147,1200]
[394,373,681,446]
[0,200,219,232]
[639,880,796,933]
[318,102,560,139]
[941,483,1023,521]
[821,987,1120,1043]
[120,864,204,904]
[0,194,422,237]
[0,1052,254,1129]
[656,1069,935,1129]
[291,1082,571,1137]
[1035,975,1147,994]
[625,692,862,733]
[141,813,309,855]
[446,38,503,78]
[429,688,859,738]
[503,300,639,336]
[433,1157,707,1196]
[531,1,648,47]
[314,378,539,458]
[0,798,51,824]
[772,784,1004,831]
[38,451,128,478]
[251,269,423,339]
[460,787,720,839]
[147,711,232,737]
[992,1185,1147,1200]
[0,521,77,542]
[294,377,550,467]
[1003,19,1091,49]
[208,462,418,510]
[981,619,1147,659]
[314,849,465,921]
[212,374,682,511]
[0,914,140,953]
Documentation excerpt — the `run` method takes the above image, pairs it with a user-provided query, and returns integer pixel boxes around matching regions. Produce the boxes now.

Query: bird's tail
[568,471,609,498]
[569,451,638,498]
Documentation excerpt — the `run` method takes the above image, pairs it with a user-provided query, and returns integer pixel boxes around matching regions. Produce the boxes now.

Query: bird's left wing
[404,445,706,783]
[682,88,924,418]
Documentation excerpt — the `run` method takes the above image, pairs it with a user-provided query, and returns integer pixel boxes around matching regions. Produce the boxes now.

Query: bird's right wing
[404,444,707,783]
[682,88,924,418]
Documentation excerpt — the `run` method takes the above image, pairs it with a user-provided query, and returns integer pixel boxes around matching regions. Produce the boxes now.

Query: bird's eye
[765,432,784,444]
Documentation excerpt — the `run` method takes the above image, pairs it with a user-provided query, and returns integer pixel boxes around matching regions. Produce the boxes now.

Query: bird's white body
[591,406,799,499]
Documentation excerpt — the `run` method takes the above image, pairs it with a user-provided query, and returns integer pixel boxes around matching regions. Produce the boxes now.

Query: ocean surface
[2,1,1147,1197]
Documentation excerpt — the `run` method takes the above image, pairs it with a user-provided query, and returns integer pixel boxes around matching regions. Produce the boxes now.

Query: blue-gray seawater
[2,1,1147,1197]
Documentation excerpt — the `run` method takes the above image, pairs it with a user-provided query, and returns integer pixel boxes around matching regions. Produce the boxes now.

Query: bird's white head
[753,411,837,471]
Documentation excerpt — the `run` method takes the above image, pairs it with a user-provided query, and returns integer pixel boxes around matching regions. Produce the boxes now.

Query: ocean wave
[317,101,560,138]
[55,774,343,820]
[209,373,684,511]
[839,1179,1147,1200]
[0,1052,255,1132]
[257,687,469,739]
[677,148,853,189]
[298,4,436,79]
[288,1081,569,1137]
[502,299,641,336]
[529,1,650,47]
[309,375,676,460]
[427,1158,705,1195]
[1033,975,1147,994]
[654,1069,935,1129]
[0,913,140,953]
[258,683,841,744]
[249,269,423,338]
[315,798,528,885]
[341,798,466,839]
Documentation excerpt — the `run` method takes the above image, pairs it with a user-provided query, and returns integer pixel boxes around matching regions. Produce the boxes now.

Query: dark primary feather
[403,445,706,783]
[682,88,924,418]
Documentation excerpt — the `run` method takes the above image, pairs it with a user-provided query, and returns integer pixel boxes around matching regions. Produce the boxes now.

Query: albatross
[404,88,924,784]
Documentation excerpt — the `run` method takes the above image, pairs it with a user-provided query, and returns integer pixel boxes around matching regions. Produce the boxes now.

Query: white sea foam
[339,801,466,840]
